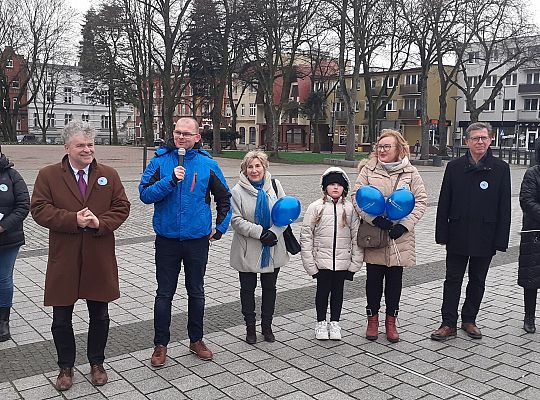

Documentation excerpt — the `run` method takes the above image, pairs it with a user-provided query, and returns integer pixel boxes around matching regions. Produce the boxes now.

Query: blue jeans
[0,246,20,307]
[154,235,209,345]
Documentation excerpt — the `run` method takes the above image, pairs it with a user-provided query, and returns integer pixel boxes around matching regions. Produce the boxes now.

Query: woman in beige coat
[230,151,289,344]
[301,167,363,341]
[352,130,427,343]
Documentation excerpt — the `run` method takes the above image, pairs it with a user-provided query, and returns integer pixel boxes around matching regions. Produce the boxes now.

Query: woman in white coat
[230,151,289,344]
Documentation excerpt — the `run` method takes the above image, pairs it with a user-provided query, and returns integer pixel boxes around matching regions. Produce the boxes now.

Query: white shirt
[69,162,90,184]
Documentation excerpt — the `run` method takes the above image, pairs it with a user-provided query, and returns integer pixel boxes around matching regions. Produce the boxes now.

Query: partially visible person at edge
[517,139,540,334]
[301,167,363,341]
[0,145,30,342]
[139,117,231,367]
[431,122,511,341]
[229,151,288,344]
[30,121,130,391]
[352,129,427,343]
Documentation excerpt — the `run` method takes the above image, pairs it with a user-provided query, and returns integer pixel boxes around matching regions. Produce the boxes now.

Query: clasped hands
[77,207,99,229]
[372,216,408,240]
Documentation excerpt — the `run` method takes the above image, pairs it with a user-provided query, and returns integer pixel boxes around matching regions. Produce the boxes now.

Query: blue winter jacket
[139,145,231,240]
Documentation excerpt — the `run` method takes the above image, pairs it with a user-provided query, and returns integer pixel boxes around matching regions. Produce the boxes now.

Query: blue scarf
[252,179,271,268]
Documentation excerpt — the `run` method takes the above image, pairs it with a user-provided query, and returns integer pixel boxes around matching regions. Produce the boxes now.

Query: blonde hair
[370,129,410,160]
[240,150,269,176]
[313,194,349,228]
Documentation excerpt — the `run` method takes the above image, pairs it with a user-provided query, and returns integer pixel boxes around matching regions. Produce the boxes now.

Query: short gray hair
[465,122,493,138]
[62,121,96,144]
[240,150,269,175]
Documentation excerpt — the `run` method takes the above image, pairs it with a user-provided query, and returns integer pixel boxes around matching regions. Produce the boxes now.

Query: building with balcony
[324,66,458,151]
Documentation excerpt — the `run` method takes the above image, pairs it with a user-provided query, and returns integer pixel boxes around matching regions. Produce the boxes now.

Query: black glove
[312,272,319,279]
[260,229,278,247]
[372,216,393,231]
[211,230,222,240]
[344,271,355,281]
[389,224,408,240]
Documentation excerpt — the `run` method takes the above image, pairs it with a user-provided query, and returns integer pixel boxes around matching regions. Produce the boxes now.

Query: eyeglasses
[376,144,395,151]
[173,131,197,137]
[468,136,491,143]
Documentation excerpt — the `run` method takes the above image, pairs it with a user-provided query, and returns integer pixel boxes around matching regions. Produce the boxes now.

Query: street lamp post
[451,95,462,158]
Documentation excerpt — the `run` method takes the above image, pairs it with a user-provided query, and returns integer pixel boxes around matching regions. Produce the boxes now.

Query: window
[100,91,109,106]
[486,75,497,87]
[385,100,397,111]
[5,59,14,68]
[11,80,19,89]
[12,97,17,109]
[370,78,378,88]
[386,76,397,88]
[505,74,517,86]
[315,81,325,92]
[467,76,479,88]
[101,115,110,129]
[289,83,299,100]
[249,103,256,116]
[503,99,515,111]
[526,72,540,84]
[249,127,256,144]
[33,113,38,127]
[64,113,73,125]
[467,51,480,63]
[81,88,91,104]
[64,87,72,103]
[485,100,496,111]
[355,101,360,112]
[46,85,55,103]
[81,113,90,122]
[525,98,539,111]
[225,105,232,117]
[47,113,55,127]
[332,102,344,112]
[286,127,302,144]
[405,74,418,85]
[16,117,21,131]
[239,127,245,144]
[240,103,245,116]
[404,98,419,110]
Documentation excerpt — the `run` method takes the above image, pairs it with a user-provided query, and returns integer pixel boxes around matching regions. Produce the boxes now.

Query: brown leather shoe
[365,315,379,341]
[189,339,213,361]
[461,322,482,339]
[55,367,73,391]
[90,364,108,386]
[430,325,457,341]
[151,345,167,367]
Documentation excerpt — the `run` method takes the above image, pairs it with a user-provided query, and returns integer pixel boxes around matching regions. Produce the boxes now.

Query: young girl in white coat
[300,167,363,340]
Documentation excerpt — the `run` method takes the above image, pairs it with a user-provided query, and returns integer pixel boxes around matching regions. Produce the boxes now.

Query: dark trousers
[315,270,346,322]
[524,288,537,316]
[366,263,403,316]
[154,235,209,345]
[239,268,280,327]
[441,253,492,327]
[51,300,109,369]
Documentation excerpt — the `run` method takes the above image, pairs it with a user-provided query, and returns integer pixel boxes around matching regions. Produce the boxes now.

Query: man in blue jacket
[139,117,231,365]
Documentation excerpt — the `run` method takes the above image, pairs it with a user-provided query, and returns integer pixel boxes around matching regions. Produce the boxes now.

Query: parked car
[20,135,38,143]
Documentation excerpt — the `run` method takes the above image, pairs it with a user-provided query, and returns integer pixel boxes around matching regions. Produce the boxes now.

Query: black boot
[0,307,11,342]
[261,325,275,343]
[245,325,257,344]
[524,315,536,334]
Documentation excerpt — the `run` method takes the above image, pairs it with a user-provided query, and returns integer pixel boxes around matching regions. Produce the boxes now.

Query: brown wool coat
[31,155,130,306]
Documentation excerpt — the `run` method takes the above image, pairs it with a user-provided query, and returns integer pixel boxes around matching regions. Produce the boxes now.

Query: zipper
[190,172,197,192]
[333,201,337,271]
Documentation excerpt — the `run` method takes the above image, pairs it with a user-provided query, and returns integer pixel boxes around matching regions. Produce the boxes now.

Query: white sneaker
[315,321,329,340]
[329,321,342,340]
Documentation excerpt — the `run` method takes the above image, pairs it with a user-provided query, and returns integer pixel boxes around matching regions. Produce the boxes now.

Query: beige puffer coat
[352,157,427,267]
[300,196,363,276]
[229,171,289,273]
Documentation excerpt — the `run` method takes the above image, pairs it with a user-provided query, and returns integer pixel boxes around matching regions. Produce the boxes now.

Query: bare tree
[0,0,73,142]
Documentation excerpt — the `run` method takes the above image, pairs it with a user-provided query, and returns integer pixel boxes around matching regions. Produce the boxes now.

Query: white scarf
[379,156,409,172]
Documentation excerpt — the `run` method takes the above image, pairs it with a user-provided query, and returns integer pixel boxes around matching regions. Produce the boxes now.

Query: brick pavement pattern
[0,144,535,399]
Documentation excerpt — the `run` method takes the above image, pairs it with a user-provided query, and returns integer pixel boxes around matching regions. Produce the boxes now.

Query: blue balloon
[355,185,386,216]
[386,189,415,221]
[271,196,302,227]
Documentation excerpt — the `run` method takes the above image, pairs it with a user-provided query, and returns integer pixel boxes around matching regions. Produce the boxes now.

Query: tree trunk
[419,71,430,160]
[312,119,320,153]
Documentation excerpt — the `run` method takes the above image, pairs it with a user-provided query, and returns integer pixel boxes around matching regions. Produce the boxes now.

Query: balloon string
[392,239,402,265]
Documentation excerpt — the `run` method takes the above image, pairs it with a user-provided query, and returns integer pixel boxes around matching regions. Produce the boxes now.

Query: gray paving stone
[154,364,191,381]
[254,357,290,373]
[286,355,322,371]
[327,374,366,393]
[205,371,243,389]
[62,380,99,399]
[169,374,207,392]
[118,366,156,383]
[490,364,526,380]
[95,380,134,397]
[17,384,61,400]
[185,384,227,400]
[362,372,402,391]
[108,391,148,400]
[452,377,494,397]
[385,383,427,400]
[418,382,457,399]
[257,379,296,398]
[0,386,21,400]
[190,362,226,378]
[277,391,314,400]
[273,367,311,384]
[221,381,262,399]
[130,376,171,395]
[146,387,187,400]
[221,359,258,375]
[350,385,393,400]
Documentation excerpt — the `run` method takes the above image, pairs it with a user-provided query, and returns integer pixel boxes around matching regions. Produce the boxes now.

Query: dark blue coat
[435,148,511,257]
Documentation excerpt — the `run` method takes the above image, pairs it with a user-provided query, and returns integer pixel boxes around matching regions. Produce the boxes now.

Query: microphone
[178,148,185,166]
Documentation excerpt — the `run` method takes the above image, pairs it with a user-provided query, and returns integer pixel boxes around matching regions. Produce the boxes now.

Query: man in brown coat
[31,121,130,391]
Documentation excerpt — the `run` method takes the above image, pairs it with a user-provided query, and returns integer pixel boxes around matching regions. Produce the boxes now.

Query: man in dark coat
[31,121,130,391]
[431,122,511,341]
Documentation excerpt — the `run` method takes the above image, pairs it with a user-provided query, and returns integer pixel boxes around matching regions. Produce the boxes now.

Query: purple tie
[77,170,87,199]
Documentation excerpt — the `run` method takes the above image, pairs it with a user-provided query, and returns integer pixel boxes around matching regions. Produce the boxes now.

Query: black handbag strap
[271,178,278,196]
[392,172,404,192]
